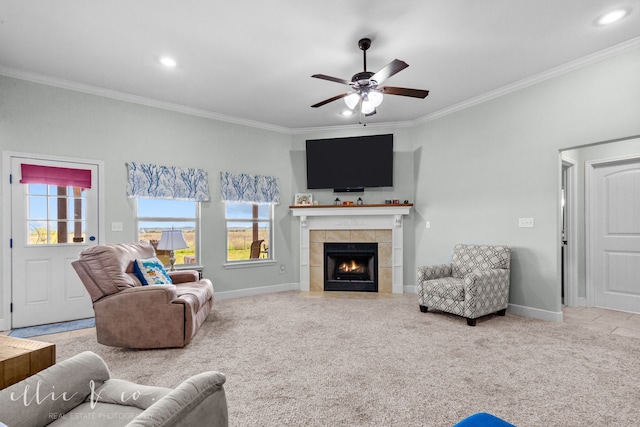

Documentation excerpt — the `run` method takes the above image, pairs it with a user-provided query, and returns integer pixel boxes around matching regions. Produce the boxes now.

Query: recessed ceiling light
[160,57,177,67]
[597,9,628,25]
[341,110,353,117]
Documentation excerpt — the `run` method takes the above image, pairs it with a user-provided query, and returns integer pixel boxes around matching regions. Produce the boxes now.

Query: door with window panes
[10,156,99,328]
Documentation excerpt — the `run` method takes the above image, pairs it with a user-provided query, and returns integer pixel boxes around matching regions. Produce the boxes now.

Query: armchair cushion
[133,257,173,285]
[452,244,511,278]
[421,277,465,301]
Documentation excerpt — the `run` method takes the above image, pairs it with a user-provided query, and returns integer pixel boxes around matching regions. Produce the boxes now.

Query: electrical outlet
[279,264,286,274]
[518,218,535,228]
[111,222,123,232]
[425,221,431,229]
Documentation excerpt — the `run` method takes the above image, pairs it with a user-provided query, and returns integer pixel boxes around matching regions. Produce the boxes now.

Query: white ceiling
[1,1,640,132]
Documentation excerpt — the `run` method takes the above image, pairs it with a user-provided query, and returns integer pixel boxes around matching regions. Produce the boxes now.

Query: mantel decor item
[295,193,313,205]
[157,228,189,271]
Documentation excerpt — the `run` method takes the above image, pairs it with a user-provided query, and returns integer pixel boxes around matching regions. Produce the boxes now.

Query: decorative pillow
[133,257,173,285]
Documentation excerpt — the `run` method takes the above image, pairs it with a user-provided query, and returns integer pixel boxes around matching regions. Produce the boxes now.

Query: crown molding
[0,66,292,135]
[2,36,639,135]
[288,119,416,135]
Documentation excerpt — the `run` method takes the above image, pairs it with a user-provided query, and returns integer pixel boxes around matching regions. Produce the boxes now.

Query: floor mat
[8,317,95,338]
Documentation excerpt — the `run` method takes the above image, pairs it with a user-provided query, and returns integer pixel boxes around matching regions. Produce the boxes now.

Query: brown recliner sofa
[72,242,214,349]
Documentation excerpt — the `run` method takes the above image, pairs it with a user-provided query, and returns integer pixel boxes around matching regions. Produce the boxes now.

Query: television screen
[305,134,393,191]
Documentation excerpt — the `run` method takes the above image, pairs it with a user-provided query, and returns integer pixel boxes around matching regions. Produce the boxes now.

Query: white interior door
[589,156,640,313]
[10,156,99,327]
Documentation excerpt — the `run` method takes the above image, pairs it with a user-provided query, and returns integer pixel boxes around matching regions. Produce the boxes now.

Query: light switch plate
[518,218,535,228]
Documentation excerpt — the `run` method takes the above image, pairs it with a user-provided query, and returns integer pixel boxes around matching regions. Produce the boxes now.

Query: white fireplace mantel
[291,204,412,294]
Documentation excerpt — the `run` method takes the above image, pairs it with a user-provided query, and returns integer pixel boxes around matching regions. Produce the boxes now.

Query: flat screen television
[305,134,393,192]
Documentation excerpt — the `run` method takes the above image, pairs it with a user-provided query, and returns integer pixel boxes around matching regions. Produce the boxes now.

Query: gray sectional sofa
[0,351,228,427]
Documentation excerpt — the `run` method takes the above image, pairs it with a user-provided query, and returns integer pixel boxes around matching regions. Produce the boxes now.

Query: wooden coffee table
[0,335,56,389]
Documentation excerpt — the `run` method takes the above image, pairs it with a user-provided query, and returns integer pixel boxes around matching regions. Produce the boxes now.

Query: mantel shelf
[290,203,413,209]
[290,204,412,219]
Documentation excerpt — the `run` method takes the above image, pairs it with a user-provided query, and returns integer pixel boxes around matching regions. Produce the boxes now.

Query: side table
[0,335,56,389]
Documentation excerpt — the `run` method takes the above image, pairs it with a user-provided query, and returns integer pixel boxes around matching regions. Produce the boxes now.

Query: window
[225,202,272,262]
[135,198,200,267]
[26,184,87,245]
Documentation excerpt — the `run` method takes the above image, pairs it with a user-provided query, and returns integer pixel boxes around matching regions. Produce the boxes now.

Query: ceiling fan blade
[311,74,351,85]
[381,86,429,98]
[371,59,409,84]
[311,93,349,108]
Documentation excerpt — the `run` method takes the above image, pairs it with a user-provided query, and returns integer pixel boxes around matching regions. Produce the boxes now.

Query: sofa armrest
[93,285,187,348]
[417,264,452,283]
[127,371,228,427]
[168,270,200,284]
[463,269,511,301]
[0,351,110,427]
[90,378,172,410]
[112,284,179,304]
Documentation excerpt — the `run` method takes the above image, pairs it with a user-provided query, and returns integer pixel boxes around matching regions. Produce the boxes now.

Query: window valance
[126,162,210,202]
[20,164,92,188]
[220,171,280,204]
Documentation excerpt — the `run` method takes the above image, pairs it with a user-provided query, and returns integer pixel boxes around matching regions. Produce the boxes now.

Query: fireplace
[324,242,378,292]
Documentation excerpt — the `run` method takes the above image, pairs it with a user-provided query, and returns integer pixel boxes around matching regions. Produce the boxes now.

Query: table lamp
[157,228,189,271]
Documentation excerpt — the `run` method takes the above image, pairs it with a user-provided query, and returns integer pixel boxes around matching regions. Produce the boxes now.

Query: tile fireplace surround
[291,204,412,294]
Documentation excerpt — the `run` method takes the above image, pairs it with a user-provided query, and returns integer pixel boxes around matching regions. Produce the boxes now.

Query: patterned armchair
[417,244,511,326]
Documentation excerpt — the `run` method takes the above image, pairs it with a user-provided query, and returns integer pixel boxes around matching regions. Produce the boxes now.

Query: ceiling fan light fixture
[368,90,383,107]
[344,93,360,109]
[361,99,375,115]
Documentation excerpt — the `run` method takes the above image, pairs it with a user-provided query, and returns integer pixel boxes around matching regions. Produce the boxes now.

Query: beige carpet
[50,291,639,426]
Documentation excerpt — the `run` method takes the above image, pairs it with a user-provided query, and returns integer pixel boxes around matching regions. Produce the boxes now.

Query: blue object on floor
[8,318,95,338]
[453,412,516,427]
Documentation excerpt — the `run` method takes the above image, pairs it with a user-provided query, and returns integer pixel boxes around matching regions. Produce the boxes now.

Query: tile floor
[2,305,639,341]
[562,306,640,339]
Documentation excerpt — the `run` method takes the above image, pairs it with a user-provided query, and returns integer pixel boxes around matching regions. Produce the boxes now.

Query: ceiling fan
[311,38,429,117]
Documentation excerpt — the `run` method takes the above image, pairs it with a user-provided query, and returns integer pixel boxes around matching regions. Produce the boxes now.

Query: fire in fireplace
[324,242,378,292]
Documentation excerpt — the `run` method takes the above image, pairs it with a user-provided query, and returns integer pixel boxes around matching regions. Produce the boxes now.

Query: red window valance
[20,164,92,189]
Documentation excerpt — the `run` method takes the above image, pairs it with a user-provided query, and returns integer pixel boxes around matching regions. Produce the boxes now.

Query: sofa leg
[419,305,429,313]
[496,309,507,316]
[466,318,476,326]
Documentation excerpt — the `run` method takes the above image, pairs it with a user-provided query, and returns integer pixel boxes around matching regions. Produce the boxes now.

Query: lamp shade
[344,93,360,110]
[157,229,189,251]
[361,99,375,115]
[368,90,383,107]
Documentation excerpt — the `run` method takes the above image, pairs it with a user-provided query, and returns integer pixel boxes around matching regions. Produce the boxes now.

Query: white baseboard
[575,297,588,307]
[404,285,417,294]
[215,284,563,324]
[508,303,563,323]
[215,283,299,300]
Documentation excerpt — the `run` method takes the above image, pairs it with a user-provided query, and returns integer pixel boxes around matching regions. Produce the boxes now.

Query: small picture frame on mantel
[294,193,313,206]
